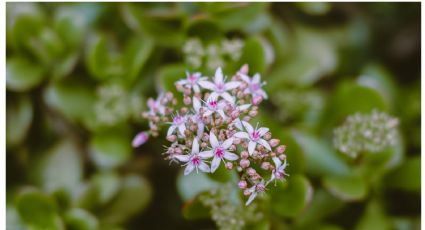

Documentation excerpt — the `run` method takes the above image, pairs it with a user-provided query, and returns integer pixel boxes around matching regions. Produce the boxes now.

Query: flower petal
[199,150,214,159]
[245,192,257,206]
[198,81,216,90]
[210,156,221,173]
[233,119,244,130]
[225,81,241,90]
[222,137,234,149]
[178,124,186,137]
[239,73,251,83]
[238,104,251,111]
[193,97,201,112]
[167,125,176,136]
[234,132,249,139]
[221,92,235,104]
[214,67,223,84]
[258,139,271,151]
[218,110,227,119]
[184,164,195,175]
[253,73,261,84]
[258,127,269,136]
[174,154,190,162]
[272,156,282,168]
[242,121,254,133]
[248,141,256,155]
[192,138,199,154]
[209,131,219,148]
[224,151,238,161]
[198,161,211,173]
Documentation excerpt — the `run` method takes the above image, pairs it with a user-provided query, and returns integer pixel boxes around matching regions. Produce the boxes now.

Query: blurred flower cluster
[333,110,399,158]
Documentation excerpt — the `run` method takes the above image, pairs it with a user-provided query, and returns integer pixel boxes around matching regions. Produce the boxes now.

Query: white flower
[245,180,266,206]
[167,113,187,137]
[174,138,210,175]
[203,94,227,119]
[240,73,267,99]
[234,121,271,155]
[147,93,166,115]
[269,157,288,183]
[176,72,207,93]
[199,67,240,103]
[191,97,205,138]
[199,131,238,173]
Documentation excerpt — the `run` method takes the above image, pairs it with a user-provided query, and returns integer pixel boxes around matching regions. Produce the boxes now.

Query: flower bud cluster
[134,65,288,205]
[333,109,399,158]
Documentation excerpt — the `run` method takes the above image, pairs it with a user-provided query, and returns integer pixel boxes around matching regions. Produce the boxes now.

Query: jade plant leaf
[6,94,33,148]
[64,208,99,230]
[322,173,368,201]
[6,57,46,92]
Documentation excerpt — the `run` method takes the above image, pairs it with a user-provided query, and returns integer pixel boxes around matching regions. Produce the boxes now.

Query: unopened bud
[240,159,250,168]
[269,139,280,147]
[238,180,248,189]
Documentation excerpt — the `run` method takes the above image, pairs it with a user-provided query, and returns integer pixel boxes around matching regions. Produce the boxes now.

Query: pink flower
[198,67,240,103]
[240,73,267,99]
[233,121,271,155]
[245,180,266,206]
[132,131,149,147]
[199,131,238,173]
[203,94,227,119]
[269,157,288,183]
[191,97,205,138]
[174,138,210,175]
[176,72,207,93]
[167,113,187,137]
[147,93,166,115]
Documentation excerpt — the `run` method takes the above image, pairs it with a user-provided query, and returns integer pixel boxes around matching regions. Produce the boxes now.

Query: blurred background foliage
[6,2,420,230]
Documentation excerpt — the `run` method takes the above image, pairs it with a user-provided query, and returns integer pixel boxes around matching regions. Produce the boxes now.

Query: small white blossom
[147,93,166,115]
[240,73,267,99]
[199,131,238,173]
[167,113,187,137]
[234,121,271,155]
[269,157,288,183]
[174,138,210,175]
[191,97,205,138]
[245,180,266,206]
[176,72,207,93]
[203,94,227,119]
[199,67,240,103]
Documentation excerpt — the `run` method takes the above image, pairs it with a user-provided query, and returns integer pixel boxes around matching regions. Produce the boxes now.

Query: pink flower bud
[276,145,286,154]
[183,96,191,105]
[279,154,287,161]
[132,131,149,147]
[264,132,272,140]
[239,64,249,75]
[249,110,258,117]
[240,159,250,168]
[247,168,256,176]
[252,96,263,105]
[226,162,234,170]
[256,183,265,192]
[261,162,271,170]
[269,139,280,147]
[238,180,248,189]
[243,189,252,196]
[231,110,240,119]
[240,151,249,159]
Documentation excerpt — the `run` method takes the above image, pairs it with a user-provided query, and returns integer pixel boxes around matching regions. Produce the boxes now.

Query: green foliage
[6,2,420,229]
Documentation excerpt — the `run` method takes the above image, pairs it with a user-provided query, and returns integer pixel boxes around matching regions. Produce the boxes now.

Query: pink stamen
[214,147,225,158]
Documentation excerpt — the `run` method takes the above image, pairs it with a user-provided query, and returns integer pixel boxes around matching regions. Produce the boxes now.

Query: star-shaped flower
[240,73,267,99]
[199,131,238,173]
[147,93,166,115]
[234,121,271,155]
[203,94,227,119]
[167,113,187,137]
[245,180,266,206]
[176,72,207,93]
[199,67,240,103]
[269,157,288,183]
[174,138,210,175]
[191,97,205,138]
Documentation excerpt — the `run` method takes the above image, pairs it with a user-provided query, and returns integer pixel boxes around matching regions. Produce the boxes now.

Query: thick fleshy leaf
[122,36,154,84]
[89,128,132,170]
[36,140,83,194]
[269,175,313,218]
[237,37,267,74]
[177,169,219,201]
[355,200,390,230]
[15,188,64,230]
[99,175,152,224]
[6,57,46,92]
[182,193,210,220]
[6,94,33,148]
[322,174,368,201]
[385,156,420,193]
[64,209,99,230]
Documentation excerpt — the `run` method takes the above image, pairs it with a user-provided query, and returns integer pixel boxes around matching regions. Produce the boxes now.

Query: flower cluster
[333,109,399,158]
[183,38,244,70]
[134,65,288,205]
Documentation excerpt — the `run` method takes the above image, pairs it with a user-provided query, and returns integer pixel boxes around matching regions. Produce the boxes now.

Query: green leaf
[16,188,64,230]
[295,189,344,226]
[43,79,96,129]
[269,175,313,218]
[385,156,420,193]
[355,200,390,230]
[122,36,154,84]
[295,2,332,15]
[292,131,351,177]
[6,57,46,92]
[185,18,223,42]
[99,175,152,224]
[177,170,219,201]
[36,140,83,194]
[7,205,26,230]
[237,37,267,74]
[322,174,368,201]
[85,33,114,81]
[6,94,33,148]
[64,209,99,230]
[89,128,132,170]
[182,193,210,220]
